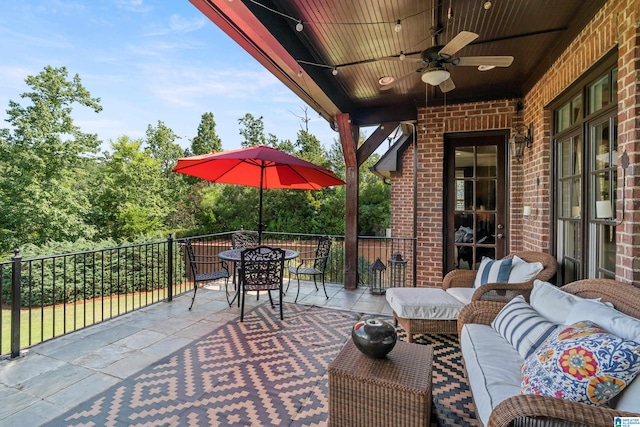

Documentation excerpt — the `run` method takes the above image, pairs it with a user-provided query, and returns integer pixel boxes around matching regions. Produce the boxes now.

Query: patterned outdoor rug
[46,305,479,426]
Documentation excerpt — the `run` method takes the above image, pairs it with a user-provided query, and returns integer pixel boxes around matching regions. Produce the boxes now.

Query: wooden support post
[336,113,359,290]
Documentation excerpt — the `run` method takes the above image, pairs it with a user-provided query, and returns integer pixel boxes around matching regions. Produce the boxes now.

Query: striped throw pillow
[491,295,560,359]
[473,257,513,288]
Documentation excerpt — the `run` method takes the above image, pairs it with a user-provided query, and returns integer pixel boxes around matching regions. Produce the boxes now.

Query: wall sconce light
[510,124,533,160]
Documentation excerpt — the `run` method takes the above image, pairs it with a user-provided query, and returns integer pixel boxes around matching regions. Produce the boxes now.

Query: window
[553,65,617,284]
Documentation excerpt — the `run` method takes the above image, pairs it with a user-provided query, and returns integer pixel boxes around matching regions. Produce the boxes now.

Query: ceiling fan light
[421,69,450,86]
[379,76,395,86]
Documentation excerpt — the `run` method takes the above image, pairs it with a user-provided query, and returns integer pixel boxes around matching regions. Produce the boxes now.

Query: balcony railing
[1,232,414,358]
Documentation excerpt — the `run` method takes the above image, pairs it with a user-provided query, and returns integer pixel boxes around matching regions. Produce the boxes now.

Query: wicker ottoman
[328,338,433,427]
[386,287,464,341]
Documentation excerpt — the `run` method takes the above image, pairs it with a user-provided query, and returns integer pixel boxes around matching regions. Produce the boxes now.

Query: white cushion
[460,324,524,426]
[565,300,640,342]
[474,257,513,288]
[385,287,464,320]
[507,255,543,283]
[615,375,640,412]
[530,280,604,324]
[445,287,475,305]
[491,295,560,359]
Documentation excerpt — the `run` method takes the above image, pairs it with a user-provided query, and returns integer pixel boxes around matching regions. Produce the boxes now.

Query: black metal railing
[1,231,414,358]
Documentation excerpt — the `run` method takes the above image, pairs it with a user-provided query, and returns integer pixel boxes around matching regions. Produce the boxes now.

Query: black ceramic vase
[351,318,397,358]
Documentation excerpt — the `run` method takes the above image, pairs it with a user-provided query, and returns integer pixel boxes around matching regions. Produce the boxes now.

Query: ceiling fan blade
[439,77,456,93]
[439,31,478,56]
[456,56,514,67]
[380,69,421,91]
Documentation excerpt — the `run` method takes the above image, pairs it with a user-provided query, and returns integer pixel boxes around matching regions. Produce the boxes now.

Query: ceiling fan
[380,31,514,93]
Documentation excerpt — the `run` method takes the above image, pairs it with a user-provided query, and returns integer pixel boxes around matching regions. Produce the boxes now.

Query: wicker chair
[184,239,231,310]
[239,246,286,321]
[391,251,557,341]
[287,235,332,302]
[457,278,640,427]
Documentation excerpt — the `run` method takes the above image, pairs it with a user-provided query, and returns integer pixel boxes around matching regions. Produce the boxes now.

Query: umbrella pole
[258,165,264,244]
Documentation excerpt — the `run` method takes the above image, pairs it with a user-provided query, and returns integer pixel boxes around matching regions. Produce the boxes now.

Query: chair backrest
[240,246,285,290]
[232,231,259,249]
[314,235,332,271]
[184,239,199,276]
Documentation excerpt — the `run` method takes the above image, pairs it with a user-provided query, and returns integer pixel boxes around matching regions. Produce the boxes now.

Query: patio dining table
[217,248,299,262]
[218,247,299,306]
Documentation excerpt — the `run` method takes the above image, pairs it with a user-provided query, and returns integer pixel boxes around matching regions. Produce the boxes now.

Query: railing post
[167,234,173,302]
[11,249,21,359]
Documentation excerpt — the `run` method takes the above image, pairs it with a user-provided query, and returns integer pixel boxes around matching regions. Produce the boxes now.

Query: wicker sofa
[387,251,557,341]
[458,278,640,427]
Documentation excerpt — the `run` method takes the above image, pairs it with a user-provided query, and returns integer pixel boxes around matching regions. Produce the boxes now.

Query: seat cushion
[446,287,476,305]
[386,287,465,320]
[460,323,524,426]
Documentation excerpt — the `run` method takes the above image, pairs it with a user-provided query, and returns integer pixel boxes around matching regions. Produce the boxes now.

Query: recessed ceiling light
[478,65,496,71]
[379,76,395,86]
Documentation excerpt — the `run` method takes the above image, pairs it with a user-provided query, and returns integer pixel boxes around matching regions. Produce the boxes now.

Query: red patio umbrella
[172,145,346,243]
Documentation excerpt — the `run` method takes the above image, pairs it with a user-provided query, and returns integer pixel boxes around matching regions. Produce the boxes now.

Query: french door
[444,132,509,274]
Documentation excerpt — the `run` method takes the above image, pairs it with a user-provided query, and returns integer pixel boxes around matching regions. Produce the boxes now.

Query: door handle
[496,233,504,239]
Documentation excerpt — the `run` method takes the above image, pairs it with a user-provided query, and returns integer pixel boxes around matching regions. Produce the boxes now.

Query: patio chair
[239,246,286,321]
[287,235,332,302]
[184,239,231,310]
[386,251,557,342]
[232,230,259,249]
[231,230,260,292]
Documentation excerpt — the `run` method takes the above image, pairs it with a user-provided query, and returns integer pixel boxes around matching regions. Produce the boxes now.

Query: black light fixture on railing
[510,124,533,160]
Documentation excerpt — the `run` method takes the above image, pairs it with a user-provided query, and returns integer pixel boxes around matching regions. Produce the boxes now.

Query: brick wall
[391,0,640,287]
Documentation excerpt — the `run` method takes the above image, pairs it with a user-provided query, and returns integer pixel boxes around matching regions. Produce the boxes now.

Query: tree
[0,66,102,250]
[191,112,222,155]
[145,120,184,176]
[238,113,266,147]
[90,136,172,240]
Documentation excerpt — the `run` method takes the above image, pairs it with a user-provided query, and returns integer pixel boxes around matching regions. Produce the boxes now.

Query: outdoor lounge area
[0,279,480,426]
[2,0,640,425]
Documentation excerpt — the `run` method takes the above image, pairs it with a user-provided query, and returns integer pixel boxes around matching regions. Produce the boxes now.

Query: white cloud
[115,0,151,14]
[168,14,205,33]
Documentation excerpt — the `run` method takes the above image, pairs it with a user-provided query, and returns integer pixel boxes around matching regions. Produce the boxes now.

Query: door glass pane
[564,221,581,259]
[572,137,582,174]
[588,75,610,114]
[477,180,496,210]
[455,147,474,176]
[476,213,495,245]
[477,145,497,177]
[454,213,474,270]
[561,180,571,217]
[593,121,610,170]
[556,103,571,132]
[599,224,616,274]
[572,95,583,123]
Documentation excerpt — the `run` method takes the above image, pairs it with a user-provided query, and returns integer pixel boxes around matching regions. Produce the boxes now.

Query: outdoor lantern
[388,252,407,288]
[369,258,387,295]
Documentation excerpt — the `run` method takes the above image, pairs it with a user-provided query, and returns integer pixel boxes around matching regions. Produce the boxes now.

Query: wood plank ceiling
[195,0,607,127]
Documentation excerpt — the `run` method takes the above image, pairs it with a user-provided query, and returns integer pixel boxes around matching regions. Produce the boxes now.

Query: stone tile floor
[0,280,393,426]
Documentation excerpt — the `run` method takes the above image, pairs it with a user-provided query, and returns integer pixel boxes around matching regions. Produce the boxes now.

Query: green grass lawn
[1,289,171,355]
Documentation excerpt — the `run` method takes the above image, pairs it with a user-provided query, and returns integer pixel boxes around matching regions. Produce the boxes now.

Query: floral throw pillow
[521,321,640,406]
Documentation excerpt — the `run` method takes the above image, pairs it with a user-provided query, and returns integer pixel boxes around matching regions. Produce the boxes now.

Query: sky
[0,0,340,153]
